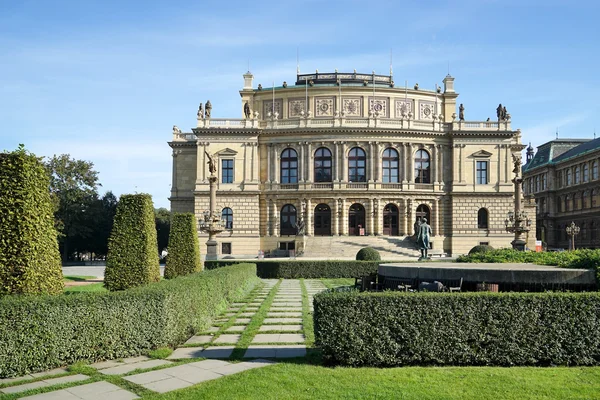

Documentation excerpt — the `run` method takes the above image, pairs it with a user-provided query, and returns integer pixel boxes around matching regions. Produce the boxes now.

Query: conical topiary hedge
[165,213,202,279]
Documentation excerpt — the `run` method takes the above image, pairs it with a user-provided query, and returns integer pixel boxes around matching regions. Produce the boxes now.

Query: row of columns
[265,142,446,183]
[265,197,442,237]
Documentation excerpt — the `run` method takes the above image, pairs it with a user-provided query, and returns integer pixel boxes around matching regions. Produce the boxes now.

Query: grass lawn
[63,283,107,293]
[320,278,354,289]
[149,363,600,400]
[63,275,97,282]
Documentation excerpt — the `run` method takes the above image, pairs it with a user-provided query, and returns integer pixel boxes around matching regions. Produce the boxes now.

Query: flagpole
[272,81,275,116]
[372,70,375,115]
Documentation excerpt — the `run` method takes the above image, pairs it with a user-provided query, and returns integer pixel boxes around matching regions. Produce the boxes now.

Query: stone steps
[301,236,421,259]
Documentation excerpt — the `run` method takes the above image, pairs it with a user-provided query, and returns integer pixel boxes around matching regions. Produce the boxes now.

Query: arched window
[566,169,572,186]
[280,204,297,235]
[583,190,590,209]
[574,166,580,184]
[574,192,582,210]
[583,164,589,182]
[348,147,366,182]
[414,149,430,183]
[477,208,489,229]
[565,195,572,211]
[314,147,332,182]
[593,161,599,180]
[222,207,233,229]
[593,189,599,208]
[281,148,298,184]
[382,148,399,183]
[542,174,547,190]
[534,176,540,192]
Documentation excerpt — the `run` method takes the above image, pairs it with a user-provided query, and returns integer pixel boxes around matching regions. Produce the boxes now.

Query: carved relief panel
[263,99,283,119]
[315,96,335,117]
[342,97,362,117]
[288,98,308,118]
[395,99,413,118]
[419,101,435,120]
[368,97,389,117]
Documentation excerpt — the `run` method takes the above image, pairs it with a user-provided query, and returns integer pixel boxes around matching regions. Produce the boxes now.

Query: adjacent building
[523,137,600,249]
[169,71,533,257]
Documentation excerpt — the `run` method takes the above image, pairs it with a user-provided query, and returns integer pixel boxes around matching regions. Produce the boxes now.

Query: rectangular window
[221,159,234,183]
[476,161,488,184]
[221,242,232,254]
[278,241,295,251]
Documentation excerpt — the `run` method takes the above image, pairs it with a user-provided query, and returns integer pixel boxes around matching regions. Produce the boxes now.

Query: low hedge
[356,247,381,261]
[205,260,389,278]
[314,290,600,367]
[0,264,258,378]
[165,213,202,279]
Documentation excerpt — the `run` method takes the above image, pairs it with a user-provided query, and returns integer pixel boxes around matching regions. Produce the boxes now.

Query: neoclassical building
[169,71,533,257]
[523,137,600,249]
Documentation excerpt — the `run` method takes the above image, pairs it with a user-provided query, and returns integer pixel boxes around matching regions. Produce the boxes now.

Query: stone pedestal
[205,238,218,261]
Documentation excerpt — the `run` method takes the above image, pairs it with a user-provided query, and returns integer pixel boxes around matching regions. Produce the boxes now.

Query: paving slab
[239,312,255,317]
[124,370,172,385]
[143,377,193,393]
[200,346,235,358]
[252,333,305,344]
[259,325,303,332]
[185,335,213,345]
[1,374,89,394]
[29,368,70,379]
[166,347,204,360]
[204,326,220,333]
[91,360,123,370]
[99,359,172,375]
[21,390,81,400]
[225,325,246,332]
[232,318,251,324]
[66,381,139,399]
[213,334,241,344]
[244,346,306,359]
[187,359,231,369]
[263,317,302,324]
[266,312,302,317]
[122,356,151,364]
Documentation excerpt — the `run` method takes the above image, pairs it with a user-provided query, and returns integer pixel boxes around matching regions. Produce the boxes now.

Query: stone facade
[169,71,528,257]
[523,138,600,249]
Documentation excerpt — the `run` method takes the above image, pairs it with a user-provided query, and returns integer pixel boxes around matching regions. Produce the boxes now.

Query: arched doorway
[383,204,399,236]
[314,203,331,236]
[414,204,431,234]
[349,203,366,236]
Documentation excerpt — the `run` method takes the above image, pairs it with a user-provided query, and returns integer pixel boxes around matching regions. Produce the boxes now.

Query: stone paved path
[0,279,328,398]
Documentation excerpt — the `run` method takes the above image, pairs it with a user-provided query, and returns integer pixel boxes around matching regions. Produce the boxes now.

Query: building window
[222,207,233,229]
[574,192,582,210]
[583,164,589,182]
[574,166,580,184]
[592,189,598,207]
[593,161,599,180]
[221,243,232,254]
[566,169,572,186]
[583,190,590,208]
[278,241,295,251]
[382,148,399,183]
[221,159,234,183]
[477,208,489,229]
[566,195,572,211]
[280,204,297,235]
[281,148,298,184]
[535,176,540,192]
[414,149,430,184]
[348,147,366,182]
[542,173,547,190]
[528,178,533,194]
[314,147,332,182]
[476,161,488,185]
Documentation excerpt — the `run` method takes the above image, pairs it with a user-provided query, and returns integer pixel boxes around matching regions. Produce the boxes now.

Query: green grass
[300,279,314,346]
[63,283,107,293]
[320,278,354,289]
[147,364,600,400]
[147,348,173,359]
[63,275,97,282]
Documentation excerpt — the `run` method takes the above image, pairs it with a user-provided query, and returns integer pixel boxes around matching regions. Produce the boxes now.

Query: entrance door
[349,203,366,236]
[314,203,331,236]
[383,204,399,236]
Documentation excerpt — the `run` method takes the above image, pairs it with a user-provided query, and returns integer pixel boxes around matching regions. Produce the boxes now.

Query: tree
[0,145,63,294]
[45,154,100,261]
[155,207,171,257]
[86,191,118,258]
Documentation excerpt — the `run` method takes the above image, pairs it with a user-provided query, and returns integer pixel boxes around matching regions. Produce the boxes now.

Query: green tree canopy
[155,207,171,257]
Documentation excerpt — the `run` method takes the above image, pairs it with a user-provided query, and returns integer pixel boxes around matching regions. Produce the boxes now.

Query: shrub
[165,213,202,279]
[356,247,381,261]
[205,260,388,278]
[104,194,161,291]
[314,290,600,367]
[0,145,63,295]
[0,263,258,378]
[468,244,494,255]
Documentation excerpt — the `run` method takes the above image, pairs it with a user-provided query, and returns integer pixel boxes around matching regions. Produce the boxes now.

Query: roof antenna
[390,48,393,77]
[296,47,300,75]
[447,60,450,75]
[556,128,559,139]
[594,128,597,139]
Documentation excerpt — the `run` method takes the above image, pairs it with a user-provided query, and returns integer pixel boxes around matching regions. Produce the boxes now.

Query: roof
[523,138,597,172]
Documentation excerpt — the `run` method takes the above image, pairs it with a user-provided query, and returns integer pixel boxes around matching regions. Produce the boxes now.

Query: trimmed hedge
[165,213,202,279]
[468,244,494,255]
[105,194,161,291]
[356,247,381,261]
[205,260,388,278]
[0,146,63,295]
[0,263,258,378]
[314,290,600,367]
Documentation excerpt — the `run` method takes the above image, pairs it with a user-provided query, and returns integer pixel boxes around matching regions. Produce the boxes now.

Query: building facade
[523,138,600,249]
[169,71,533,257]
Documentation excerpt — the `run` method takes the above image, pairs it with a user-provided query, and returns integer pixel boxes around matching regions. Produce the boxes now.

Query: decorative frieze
[368,97,389,117]
[288,98,307,118]
[395,99,413,118]
[419,101,435,120]
[263,99,283,118]
[315,96,335,117]
[342,97,362,117]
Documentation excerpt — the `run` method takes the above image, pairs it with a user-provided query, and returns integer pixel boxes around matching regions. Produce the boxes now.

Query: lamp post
[566,221,580,251]
[504,154,531,251]
[198,152,226,261]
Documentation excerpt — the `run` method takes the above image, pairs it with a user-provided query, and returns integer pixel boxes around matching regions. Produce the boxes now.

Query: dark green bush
[104,194,161,291]
[205,260,390,278]
[165,213,201,279]
[468,244,494,255]
[0,263,258,378]
[0,146,63,295]
[314,290,600,367]
[356,247,381,261]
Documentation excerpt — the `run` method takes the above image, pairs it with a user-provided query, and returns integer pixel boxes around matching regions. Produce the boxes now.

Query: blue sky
[1,0,599,208]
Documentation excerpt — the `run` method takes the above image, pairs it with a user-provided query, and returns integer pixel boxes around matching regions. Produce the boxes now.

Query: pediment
[471,150,493,158]
[215,148,238,156]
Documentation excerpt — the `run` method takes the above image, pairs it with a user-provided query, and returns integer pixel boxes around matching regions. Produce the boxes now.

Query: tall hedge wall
[105,194,161,291]
[205,260,387,278]
[0,146,63,295]
[165,213,201,279]
[314,291,600,367]
[0,263,258,378]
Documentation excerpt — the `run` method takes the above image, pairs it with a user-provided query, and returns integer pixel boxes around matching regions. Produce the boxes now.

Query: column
[453,145,460,182]
[333,199,339,235]
[307,142,313,183]
[341,198,347,235]
[368,198,374,235]
[368,142,374,182]
[400,144,407,183]
[267,144,272,183]
[408,144,414,182]
[459,144,465,183]
[195,142,203,185]
[374,142,381,182]
[333,141,339,182]
[407,199,413,235]
[243,143,248,183]
[505,145,510,183]
[434,198,440,236]
[273,144,279,183]
[267,199,273,237]
[171,149,179,197]
[273,199,280,238]
[437,145,443,185]
[251,143,256,182]
[373,198,380,235]
[299,142,304,182]
[306,198,312,236]
[341,142,348,182]
[402,198,408,235]
[432,144,438,184]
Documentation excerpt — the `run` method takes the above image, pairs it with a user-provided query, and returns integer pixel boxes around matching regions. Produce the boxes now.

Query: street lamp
[504,153,531,251]
[565,221,580,251]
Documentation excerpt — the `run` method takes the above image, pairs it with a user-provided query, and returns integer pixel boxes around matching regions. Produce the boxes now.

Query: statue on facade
[496,103,503,121]
[295,214,306,236]
[416,217,432,259]
[197,103,204,118]
[503,106,508,120]
[205,150,217,175]
[512,153,522,176]
[172,125,182,134]
[205,100,212,118]
[459,104,465,121]
[244,101,251,119]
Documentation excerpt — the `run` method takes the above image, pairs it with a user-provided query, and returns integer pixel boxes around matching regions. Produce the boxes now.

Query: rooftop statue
[459,104,465,121]
[244,101,251,119]
[205,150,217,175]
[496,103,503,121]
[172,125,182,134]
[205,100,212,118]
[197,102,203,118]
